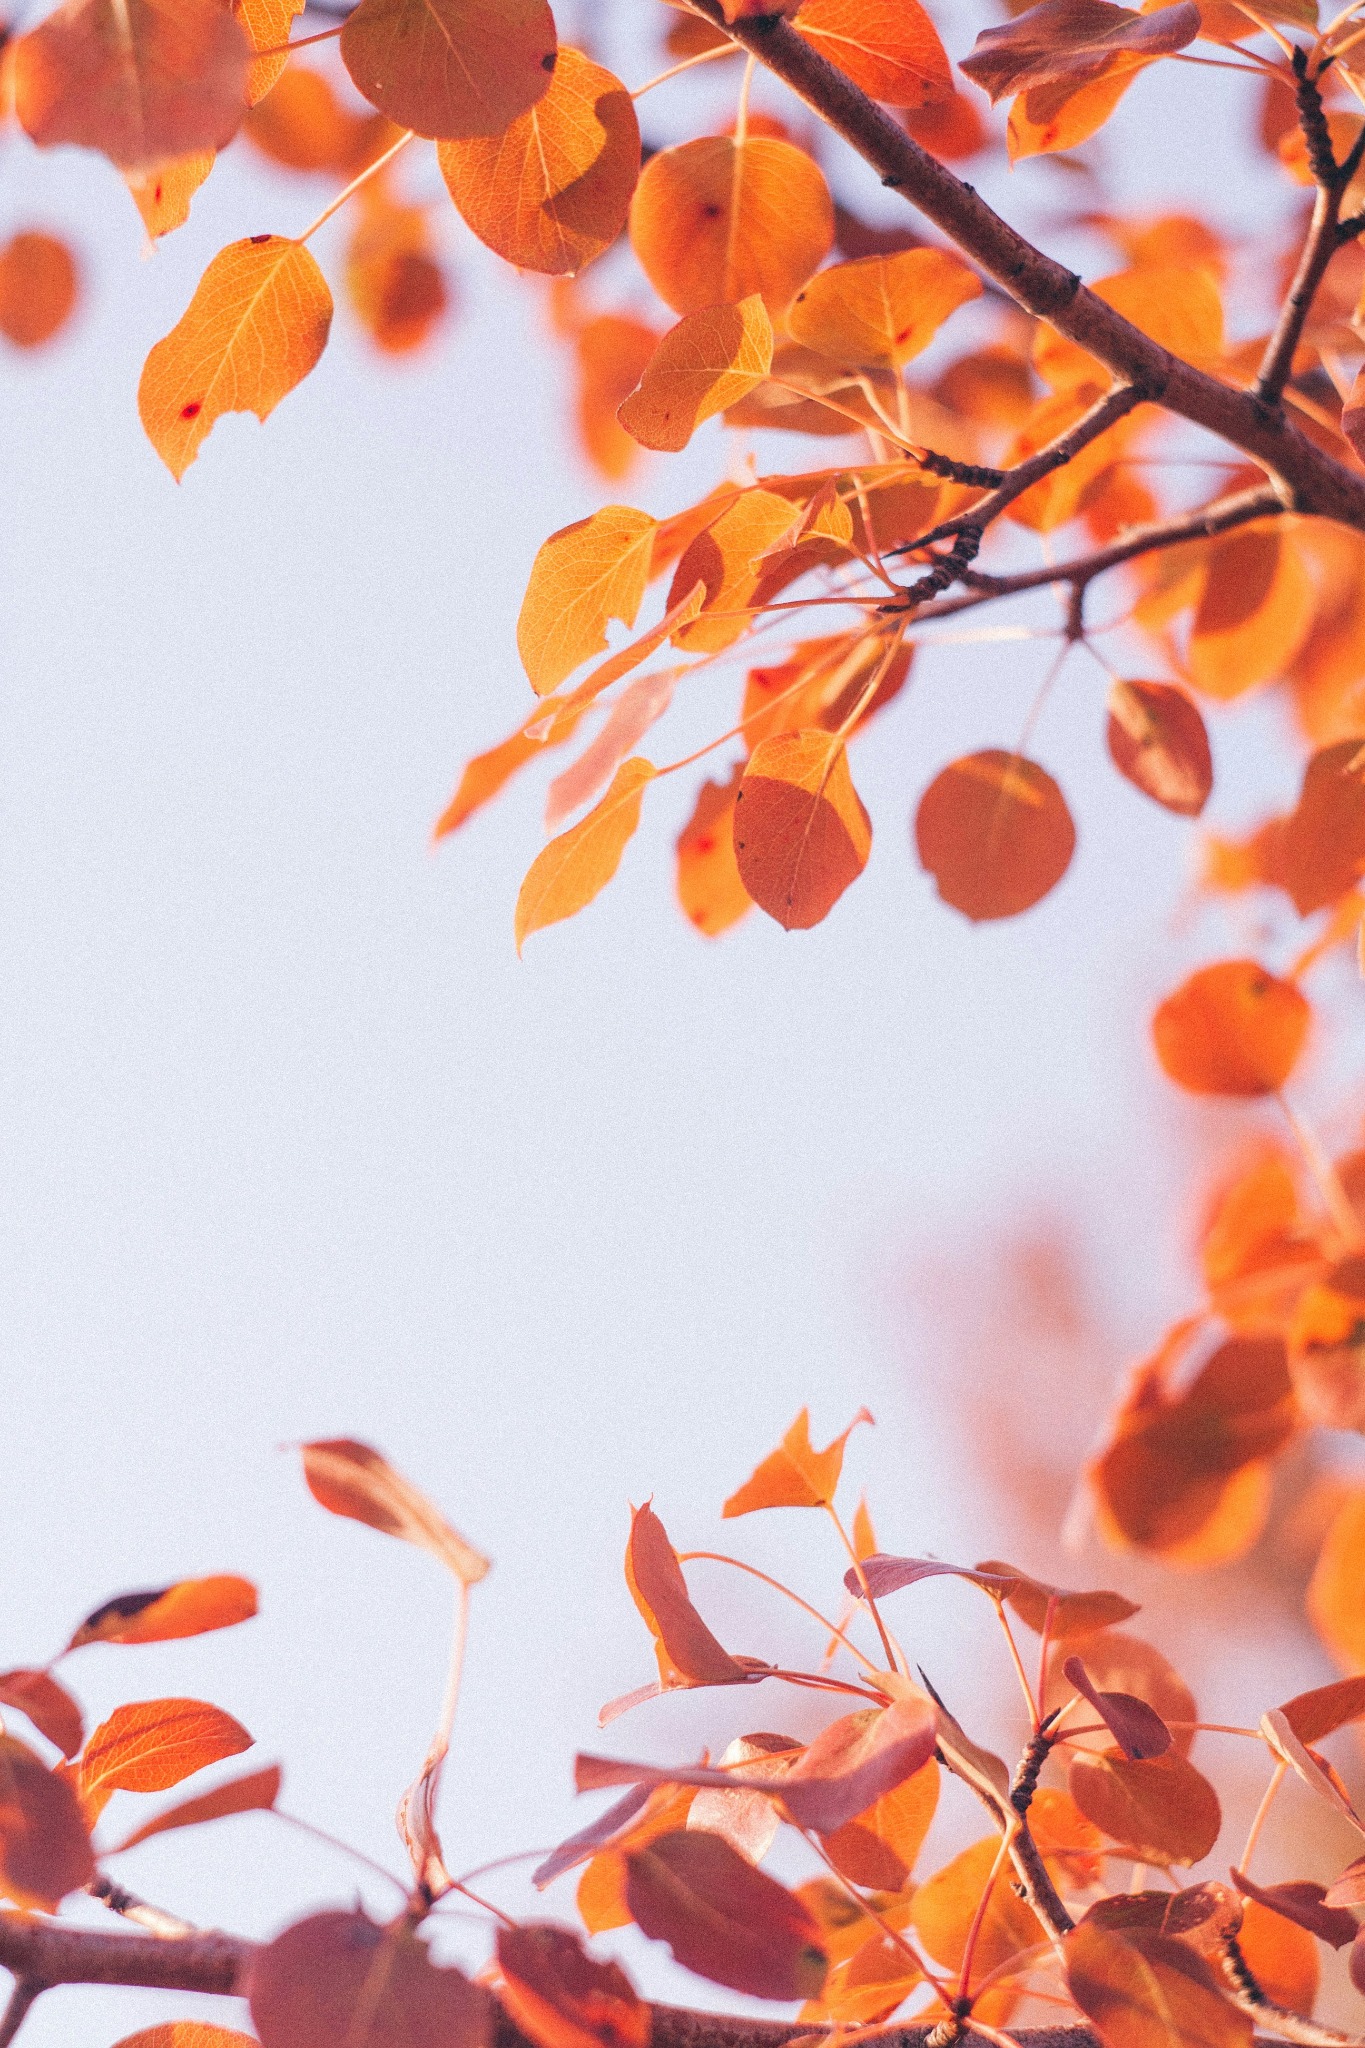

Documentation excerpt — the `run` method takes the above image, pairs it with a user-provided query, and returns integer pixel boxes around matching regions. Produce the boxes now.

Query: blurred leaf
[251,1910,491,2048]
[0,1668,83,1756]
[1152,961,1310,1097]
[0,1733,95,1910]
[625,1829,828,2000]
[341,0,554,139]
[915,751,1075,921]
[108,1763,282,1852]
[496,1923,649,2048]
[68,1577,257,1650]
[725,1406,872,1514]
[301,1438,489,1584]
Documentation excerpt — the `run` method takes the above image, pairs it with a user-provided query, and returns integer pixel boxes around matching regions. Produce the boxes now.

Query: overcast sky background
[2,11,1362,2040]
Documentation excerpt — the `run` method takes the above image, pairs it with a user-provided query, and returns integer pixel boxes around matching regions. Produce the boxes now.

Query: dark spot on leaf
[250,233,273,245]
[181,401,202,419]
[701,203,723,219]
[542,49,556,69]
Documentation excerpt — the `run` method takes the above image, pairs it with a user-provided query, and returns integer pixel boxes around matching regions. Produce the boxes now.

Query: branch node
[1292,44,1339,186]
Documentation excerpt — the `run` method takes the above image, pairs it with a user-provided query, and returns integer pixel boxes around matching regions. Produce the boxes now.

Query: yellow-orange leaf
[341,0,555,140]
[1036,266,1223,392]
[138,236,332,481]
[734,730,872,930]
[518,507,657,695]
[915,750,1075,921]
[108,1762,282,1851]
[516,759,655,949]
[619,296,772,452]
[13,0,250,170]
[1066,1919,1252,2048]
[572,314,661,480]
[126,155,215,239]
[67,1575,258,1649]
[1307,1488,1365,1672]
[345,190,449,357]
[0,231,78,347]
[668,488,801,655]
[236,0,305,102]
[243,66,380,172]
[1237,1897,1318,2017]
[496,1923,649,2048]
[1006,58,1148,160]
[80,1699,254,1813]
[438,50,638,275]
[724,1406,872,1514]
[111,2026,260,2047]
[676,768,752,938]
[302,1438,490,1583]
[821,1757,938,1891]
[629,135,833,317]
[787,249,980,370]
[911,1833,1040,2019]
[0,1735,95,1910]
[792,0,952,107]
[1152,961,1310,1098]
[1187,529,1314,700]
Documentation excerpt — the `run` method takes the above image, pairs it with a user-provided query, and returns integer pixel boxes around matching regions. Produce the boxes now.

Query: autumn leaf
[1231,1869,1359,1952]
[1151,961,1310,1097]
[676,768,753,938]
[734,730,872,930]
[1043,1631,1197,1760]
[1066,1918,1252,2048]
[79,1698,254,1820]
[1279,1674,1365,1744]
[1308,1488,1365,1672]
[787,250,980,370]
[138,237,333,481]
[300,1438,490,1583]
[243,64,381,172]
[915,750,1075,921]
[669,489,802,655]
[515,759,657,950]
[820,1757,938,1890]
[110,2028,260,2048]
[1106,680,1213,817]
[1062,1654,1172,1759]
[1186,529,1314,700]
[0,232,79,347]
[1260,1709,1365,1834]
[724,1406,872,1514]
[618,297,773,453]
[107,1763,282,1852]
[624,1501,750,1686]
[496,1923,649,2048]
[910,1831,1042,2018]
[1068,1747,1221,1863]
[976,1563,1140,1639]
[1271,738,1365,914]
[340,0,556,140]
[792,0,953,108]
[0,1734,95,1910]
[67,1575,258,1649]
[960,0,1199,102]
[629,136,833,317]
[126,154,215,239]
[249,1909,491,2048]
[13,0,250,170]
[0,1668,84,1757]
[439,50,639,275]
[345,190,449,357]
[517,507,657,696]
[625,1829,828,2000]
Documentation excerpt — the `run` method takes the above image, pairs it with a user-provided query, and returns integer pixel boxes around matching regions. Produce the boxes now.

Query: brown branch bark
[687,2,1365,530]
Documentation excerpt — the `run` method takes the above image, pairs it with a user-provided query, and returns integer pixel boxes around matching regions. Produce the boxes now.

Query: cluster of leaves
[5,1421,1365,2048]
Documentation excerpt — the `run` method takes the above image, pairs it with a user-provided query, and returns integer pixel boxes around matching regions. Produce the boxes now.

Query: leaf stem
[632,41,738,98]
[676,1550,886,1674]
[298,128,416,244]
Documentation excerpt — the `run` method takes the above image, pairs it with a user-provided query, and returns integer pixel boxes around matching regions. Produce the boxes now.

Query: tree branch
[687,1,1365,530]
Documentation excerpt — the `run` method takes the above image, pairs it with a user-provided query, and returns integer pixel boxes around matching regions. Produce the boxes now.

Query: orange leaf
[1006,58,1150,159]
[243,66,381,171]
[111,2028,260,2047]
[724,1406,873,1514]
[345,190,449,357]
[1151,960,1310,1097]
[518,507,657,695]
[1308,1488,1365,1671]
[625,1829,828,2000]
[1236,1896,1319,2017]
[1280,1674,1365,1744]
[67,1575,257,1649]
[668,488,801,655]
[107,1762,282,1852]
[301,1438,490,1583]
[80,1698,253,1819]
[0,1734,95,1910]
[250,1909,491,2048]
[515,758,656,949]
[0,231,78,347]
[1036,267,1223,392]
[974,1562,1140,1640]
[1068,1748,1221,1864]
[432,695,588,839]
[572,315,661,481]
[138,236,332,481]
[676,767,753,938]
[236,0,306,103]
[624,1501,750,1686]
[787,249,980,370]
[618,297,773,452]
[1186,529,1314,700]
[960,0,1198,101]
[629,136,833,318]
[126,155,215,239]
[577,1785,695,1934]
[1106,680,1212,817]
[1043,1631,1198,1761]
[496,1924,648,2048]
[1289,1256,1365,1431]
[438,50,638,274]
[1272,738,1365,914]
[340,0,555,140]
[910,1833,1041,2019]
[0,1669,83,1757]
[821,1756,938,1890]
[792,0,952,108]
[734,731,872,929]
[915,750,1075,921]
[1066,1919,1252,2048]
[12,0,250,170]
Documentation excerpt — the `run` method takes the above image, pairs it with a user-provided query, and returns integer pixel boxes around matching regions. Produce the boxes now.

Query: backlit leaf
[126,155,215,239]
[624,1501,750,1686]
[340,0,555,140]
[545,672,677,830]
[1068,1747,1221,1863]
[1043,1631,1197,1760]
[1289,1257,1365,1431]
[1152,961,1310,1097]
[1007,58,1149,159]
[301,1438,490,1583]
[960,0,1199,102]
[515,759,656,950]
[625,1829,828,2000]
[910,1831,1041,2017]
[108,1763,281,1852]
[1261,1708,1365,1833]
[517,507,657,696]
[0,1669,83,1756]
[1272,738,1365,914]
[1066,1919,1252,2048]
[496,1924,649,2048]
[1187,530,1314,701]
[629,136,833,317]
[687,1733,794,1863]
[734,731,872,930]
[13,0,250,170]
[438,50,639,275]
[0,232,79,347]
[1308,1488,1365,1672]
[0,1734,95,1910]
[787,250,979,370]
[1231,1871,1358,1952]
[1280,1675,1365,1744]
[915,750,1075,921]
[237,0,306,103]
[724,1406,873,1514]
[249,1909,491,2048]
[80,1698,253,1819]
[668,489,801,655]
[1237,1896,1319,2017]
[243,65,381,171]
[138,237,332,481]
[577,1785,695,1933]
[821,1757,938,1890]
[676,768,752,938]
[1106,680,1212,817]
[572,315,661,480]
[619,297,773,453]
[792,0,952,107]
[110,2028,260,2047]
[976,1563,1139,1639]
[67,1575,257,1649]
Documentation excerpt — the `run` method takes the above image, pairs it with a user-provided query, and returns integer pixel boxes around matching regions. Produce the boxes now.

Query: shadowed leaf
[0,1669,83,1757]
[108,1763,282,1852]
[67,1576,258,1650]
[629,136,833,317]
[961,0,1198,102]
[734,731,872,930]
[625,1829,828,2000]
[340,0,555,139]
[1106,680,1212,817]
[1069,1747,1221,1863]
[0,1734,95,1910]
[249,1909,492,2048]
[1066,1919,1252,2048]
[496,1923,649,2048]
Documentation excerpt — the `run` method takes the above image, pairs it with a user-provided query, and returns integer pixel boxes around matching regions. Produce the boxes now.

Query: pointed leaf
[515,759,656,950]
[688,1734,796,1864]
[80,1698,253,1818]
[1261,1708,1365,1834]
[788,250,979,370]
[545,672,677,830]
[496,1924,648,2048]
[624,1501,749,1686]
[1152,961,1310,1097]
[1066,1920,1252,2048]
[1062,1656,1171,1759]
[1068,1747,1221,1864]
[724,1406,872,1515]
[0,1669,83,1757]
[1231,1870,1358,1950]
[844,1555,1019,1601]
[975,1562,1139,1639]
[625,1829,828,2000]
[1106,680,1212,817]
[518,507,657,696]
[734,730,872,930]
[67,1576,257,1650]
[534,1785,652,1891]
[1280,1675,1365,1745]
[108,1763,282,1852]
[249,1909,492,2048]
[0,1734,95,1910]
[961,0,1199,102]
[301,1438,489,1584]
[619,297,772,453]
[916,750,1075,921]
[629,136,833,318]
[793,0,952,106]
[340,0,555,140]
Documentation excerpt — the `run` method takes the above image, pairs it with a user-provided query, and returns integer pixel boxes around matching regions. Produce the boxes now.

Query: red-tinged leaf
[820,1756,938,1891]
[688,1734,796,1864]
[1063,1656,1172,1759]
[1066,1919,1253,2048]
[734,730,872,930]
[724,1406,873,1515]
[249,1909,492,2048]
[1068,1747,1221,1864]
[108,1763,282,1852]
[1152,961,1310,1098]
[300,1438,489,1584]
[1355,1928,1365,1997]
[1326,1856,1365,1908]
[345,188,449,359]
[340,0,555,140]
[629,136,833,319]
[625,1502,750,1686]
[1279,1675,1365,1745]
[1044,1632,1197,1760]
[67,1576,257,1650]
[619,298,773,453]
[515,759,656,950]
[80,1699,253,1814]
[843,1555,1019,1601]
[0,1669,83,1757]
[1343,363,1365,465]
[110,2029,260,2047]
[0,232,79,348]
[975,1562,1140,1639]
[577,1784,696,1933]
[1106,680,1212,817]
[12,0,250,171]
[0,1733,95,1910]
[1231,1870,1359,1950]
[787,250,979,371]
[1272,738,1365,915]
[960,0,1199,102]
[518,507,657,696]
[625,1829,828,2000]
[534,1785,653,1890]
[676,767,753,939]
[545,672,678,830]
[915,750,1075,921]
[1260,1709,1365,1835]
[438,50,639,275]
[496,1923,649,2048]
[792,0,952,108]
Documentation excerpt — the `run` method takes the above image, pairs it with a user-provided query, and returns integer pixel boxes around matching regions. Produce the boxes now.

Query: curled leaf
[1062,1655,1172,1759]
[67,1576,257,1650]
[302,1438,489,1584]
[619,297,773,453]
[0,1668,84,1757]
[625,1501,751,1686]
[1231,1870,1359,1950]
[961,0,1199,102]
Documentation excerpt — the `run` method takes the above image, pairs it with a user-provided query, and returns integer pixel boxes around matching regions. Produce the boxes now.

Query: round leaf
[1151,960,1309,1097]
[1106,679,1212,817]
[340,0,556,140]
[734,730,872,930]
[915,749,1075,920]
